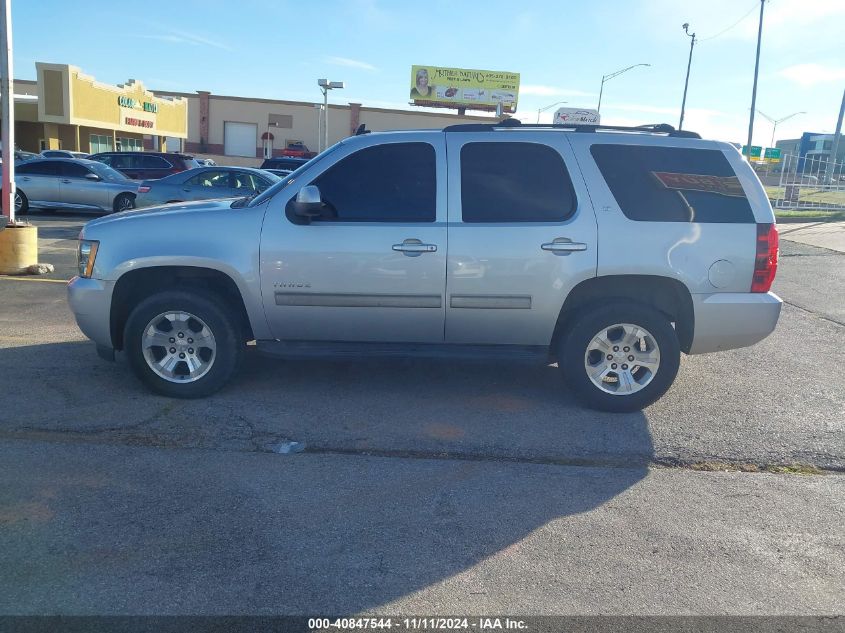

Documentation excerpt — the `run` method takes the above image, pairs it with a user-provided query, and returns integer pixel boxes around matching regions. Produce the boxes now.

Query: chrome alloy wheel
[141,311,216,383]
[14,192,23,212]
[583,323,661,396]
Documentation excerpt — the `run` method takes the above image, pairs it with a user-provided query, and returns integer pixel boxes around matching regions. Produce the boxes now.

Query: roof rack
[443,120,702,139]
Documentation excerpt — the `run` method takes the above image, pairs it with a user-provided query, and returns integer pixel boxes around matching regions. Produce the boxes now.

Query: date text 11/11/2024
[308,618,529,631]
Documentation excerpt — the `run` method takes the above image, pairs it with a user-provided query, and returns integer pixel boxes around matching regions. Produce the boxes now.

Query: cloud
[520,84,596,97]
[324,56,378,72]
[139,24,232,51]
[779,63,845,88]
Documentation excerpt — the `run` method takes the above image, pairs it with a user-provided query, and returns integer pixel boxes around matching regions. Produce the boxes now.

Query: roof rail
[443,120,702,139]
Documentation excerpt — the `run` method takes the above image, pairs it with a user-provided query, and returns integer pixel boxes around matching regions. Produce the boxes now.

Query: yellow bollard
[0,223,38,274]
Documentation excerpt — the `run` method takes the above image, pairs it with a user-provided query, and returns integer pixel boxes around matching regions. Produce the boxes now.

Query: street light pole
[536,101,567,123]
[317,79,345,154]
[597,63,650,114]
[756,110,805,149]
[678,23,696,131]
[745,0,766,161]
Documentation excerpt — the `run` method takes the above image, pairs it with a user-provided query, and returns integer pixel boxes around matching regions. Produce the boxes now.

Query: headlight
[77,240,99,278]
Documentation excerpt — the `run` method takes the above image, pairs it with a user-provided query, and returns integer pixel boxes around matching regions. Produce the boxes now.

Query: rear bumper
[67,276,115,353]
[688,291,782,354]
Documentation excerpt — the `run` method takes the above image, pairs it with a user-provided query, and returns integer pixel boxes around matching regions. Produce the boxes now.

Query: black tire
[14,190,29,214]
[124,290,244,398]
[113,193,135,213]
[559,301,680,413]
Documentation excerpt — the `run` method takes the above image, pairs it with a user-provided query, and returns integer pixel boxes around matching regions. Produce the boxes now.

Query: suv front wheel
[559,302,680,413]
[124,290,244,398]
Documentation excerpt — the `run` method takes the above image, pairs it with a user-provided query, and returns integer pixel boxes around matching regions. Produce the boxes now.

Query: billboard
[410,65,520,113]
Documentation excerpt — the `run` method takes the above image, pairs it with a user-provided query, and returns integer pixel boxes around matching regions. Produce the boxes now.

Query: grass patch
[690,461,759,473]
[774,209,845,222]
[761,463,825,475]
[689,461,825,475]
[766,186,845,207]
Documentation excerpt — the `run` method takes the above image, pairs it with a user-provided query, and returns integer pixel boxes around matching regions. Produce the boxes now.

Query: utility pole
[1,0,15,224]
[745,0,766,161]
[679,23,696,131]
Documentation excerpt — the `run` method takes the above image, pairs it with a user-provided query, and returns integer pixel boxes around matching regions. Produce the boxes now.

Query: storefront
[10,63,187,154]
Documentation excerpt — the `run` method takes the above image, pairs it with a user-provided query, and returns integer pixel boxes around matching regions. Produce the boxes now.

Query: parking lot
[1,213,843,615]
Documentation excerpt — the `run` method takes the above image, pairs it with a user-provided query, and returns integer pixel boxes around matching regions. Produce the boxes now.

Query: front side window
[460,142,576,222]
[231,172,258,190]
[61,162,93,178]
[590,144,755,223]
[187,171,230,188]
[309,142,436,222]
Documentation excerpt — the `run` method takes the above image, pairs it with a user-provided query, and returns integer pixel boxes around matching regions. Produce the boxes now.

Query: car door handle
[182,188,191,192]
[541,238,588,255]
[61,179,72,184]
[392,239,437,256]
[20,176,30,181]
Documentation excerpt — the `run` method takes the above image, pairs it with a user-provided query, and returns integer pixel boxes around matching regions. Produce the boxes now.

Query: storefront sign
[125,117,154,129]
[117,95,158,113]
[410,65,520,113]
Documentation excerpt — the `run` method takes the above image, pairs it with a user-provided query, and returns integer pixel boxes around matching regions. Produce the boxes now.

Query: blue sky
[11,0,845,146]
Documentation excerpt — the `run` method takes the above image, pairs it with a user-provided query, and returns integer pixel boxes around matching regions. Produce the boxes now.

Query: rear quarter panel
[567,135,758,294]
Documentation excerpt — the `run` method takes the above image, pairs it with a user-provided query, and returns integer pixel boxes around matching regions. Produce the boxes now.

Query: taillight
[751,223,778,293]
[137,186,150,193]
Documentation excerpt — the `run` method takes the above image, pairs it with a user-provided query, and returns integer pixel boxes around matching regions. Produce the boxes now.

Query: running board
[256,340,549,363]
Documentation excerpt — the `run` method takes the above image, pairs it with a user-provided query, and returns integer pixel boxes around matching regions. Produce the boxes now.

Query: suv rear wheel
[124,290,243,398]
[559,302,680,412]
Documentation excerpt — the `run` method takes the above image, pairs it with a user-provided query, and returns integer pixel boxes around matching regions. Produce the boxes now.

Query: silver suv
[67,122,781,412]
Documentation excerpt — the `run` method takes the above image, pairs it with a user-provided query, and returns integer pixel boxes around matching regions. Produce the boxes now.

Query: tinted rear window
[141,155,172,169]
[590,144,754,223]
[18,161,61,175]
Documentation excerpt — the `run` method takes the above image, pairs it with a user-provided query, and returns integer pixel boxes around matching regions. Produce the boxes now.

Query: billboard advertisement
[410,65,520,113]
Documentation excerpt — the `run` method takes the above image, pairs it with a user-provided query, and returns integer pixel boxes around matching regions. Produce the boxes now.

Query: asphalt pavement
[0,214,842,615]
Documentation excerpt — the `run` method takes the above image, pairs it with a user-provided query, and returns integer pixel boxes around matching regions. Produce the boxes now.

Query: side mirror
[85,173,101,181]
[292,185,324,219]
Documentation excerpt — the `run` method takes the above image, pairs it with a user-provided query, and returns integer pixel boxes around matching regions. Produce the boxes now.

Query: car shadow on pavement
[0,342,653,614]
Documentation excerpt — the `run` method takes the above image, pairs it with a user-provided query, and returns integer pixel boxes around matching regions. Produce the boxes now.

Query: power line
[699,0,761,42]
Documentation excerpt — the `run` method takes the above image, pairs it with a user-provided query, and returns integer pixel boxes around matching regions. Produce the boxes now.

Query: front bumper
[67,276,115,353]
[688,291,782,354]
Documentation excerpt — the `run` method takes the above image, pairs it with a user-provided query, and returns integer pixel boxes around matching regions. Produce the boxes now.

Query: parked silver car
[15,158,139,214]
[135,167,280,208]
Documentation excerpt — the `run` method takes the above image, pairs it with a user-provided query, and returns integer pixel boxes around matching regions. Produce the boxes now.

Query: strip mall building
[7,62,492,166]
[8,63,188,154]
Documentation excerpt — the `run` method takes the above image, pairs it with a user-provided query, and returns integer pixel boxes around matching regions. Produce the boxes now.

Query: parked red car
[280,142,317,159]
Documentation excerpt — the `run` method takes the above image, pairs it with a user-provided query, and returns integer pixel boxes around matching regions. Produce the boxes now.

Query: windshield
[244,144,343,208]
[89,162,130,181]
